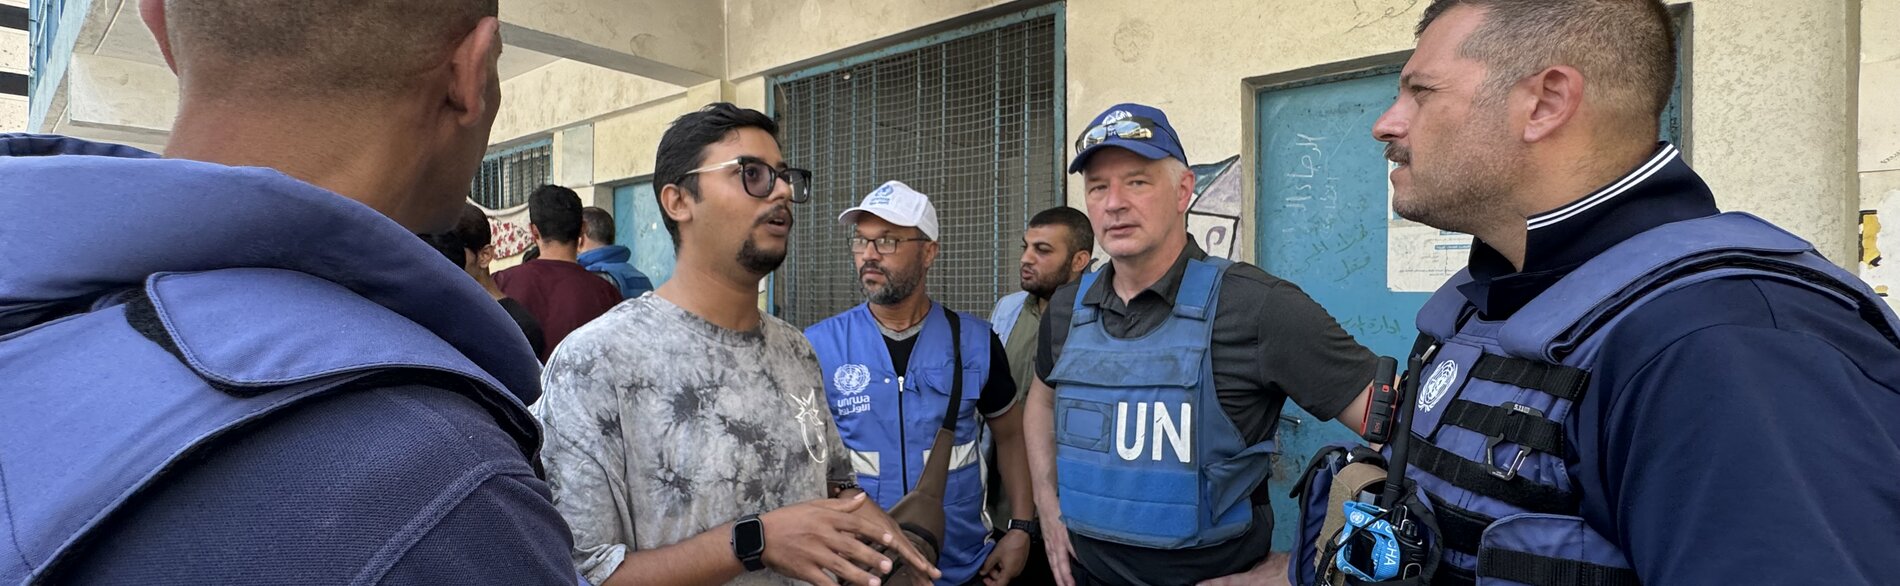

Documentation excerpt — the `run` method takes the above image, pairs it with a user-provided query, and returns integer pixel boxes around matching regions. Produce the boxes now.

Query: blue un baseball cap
[1067,102,1187,174]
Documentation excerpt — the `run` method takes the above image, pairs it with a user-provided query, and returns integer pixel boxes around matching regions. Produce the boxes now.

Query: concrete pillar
[1691,0,1861,265]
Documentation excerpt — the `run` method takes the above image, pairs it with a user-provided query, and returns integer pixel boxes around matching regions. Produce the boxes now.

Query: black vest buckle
[1484,402,1542,481]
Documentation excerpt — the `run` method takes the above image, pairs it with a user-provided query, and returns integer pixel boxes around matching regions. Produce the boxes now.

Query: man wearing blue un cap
[1022,104,1381,585]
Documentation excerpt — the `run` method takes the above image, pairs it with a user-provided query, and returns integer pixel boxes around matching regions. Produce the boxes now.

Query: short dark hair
[582,206,616,246]
[1418,0,1675,137]
[453,203,492,252]
[163,0,497,96]
[418,231,466,266]
[653,103,780,248]
[1028,206,1093,255]
[527,185,584,244]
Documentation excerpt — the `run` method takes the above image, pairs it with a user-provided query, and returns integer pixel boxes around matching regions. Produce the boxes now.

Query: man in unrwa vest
[1023,103,1382,586]
[808,181,1037,586]
[1307,0,1900,578]
[0,0,581,582]
[1294,1,1900,583]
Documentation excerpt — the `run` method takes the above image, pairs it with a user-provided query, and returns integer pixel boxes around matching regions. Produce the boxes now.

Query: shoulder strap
[939,308,965,432]
[1173,257,1232,321]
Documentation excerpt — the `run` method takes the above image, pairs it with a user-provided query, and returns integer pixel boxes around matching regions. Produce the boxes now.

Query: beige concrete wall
[1693,0,1860,265]
[491,58,685,145]
[591,81,726,184]
[66,53,177,136]
[1,95,25,132]
[725,0,1023,78]
[1,27,25,74]
[1860,0,1898,299]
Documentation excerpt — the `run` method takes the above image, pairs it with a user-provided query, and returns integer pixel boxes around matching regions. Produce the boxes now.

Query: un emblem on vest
[1418,359,1458,412]
[835,364,871,395]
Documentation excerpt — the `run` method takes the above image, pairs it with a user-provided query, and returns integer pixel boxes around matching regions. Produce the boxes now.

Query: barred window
[469,140,553,210]
[772,11,1062,327]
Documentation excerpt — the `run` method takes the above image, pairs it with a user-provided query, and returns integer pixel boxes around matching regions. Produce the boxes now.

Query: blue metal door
[1254,69,1416,550]
[612,182,676,287]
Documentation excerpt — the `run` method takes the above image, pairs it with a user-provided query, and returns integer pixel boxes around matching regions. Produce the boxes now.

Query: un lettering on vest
[1114,401,1192,463]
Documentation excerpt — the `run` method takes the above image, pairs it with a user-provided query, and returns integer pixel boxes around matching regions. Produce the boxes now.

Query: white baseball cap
[838,180,940,241]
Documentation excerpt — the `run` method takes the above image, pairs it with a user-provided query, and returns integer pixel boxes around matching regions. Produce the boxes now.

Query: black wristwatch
[732,514,766,571]
[1006,518,1040,539]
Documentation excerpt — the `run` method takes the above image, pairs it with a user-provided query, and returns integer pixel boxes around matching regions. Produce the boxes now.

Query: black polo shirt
[1458,143,1900,583]
[1034,238,1377,584]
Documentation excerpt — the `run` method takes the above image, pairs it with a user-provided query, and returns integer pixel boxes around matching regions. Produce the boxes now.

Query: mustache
[1384,143,1410,165]
[755,204,794,226]
[860,261,883,276]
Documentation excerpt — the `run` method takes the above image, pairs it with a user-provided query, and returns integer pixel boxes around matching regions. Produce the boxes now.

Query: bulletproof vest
[1047,256,1277,549]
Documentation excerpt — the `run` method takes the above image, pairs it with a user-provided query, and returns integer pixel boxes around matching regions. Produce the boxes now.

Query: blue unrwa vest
[1047,257,1277,549]
[1349,212,1900,585]
[0,135,546,583]
[805,303,995,586]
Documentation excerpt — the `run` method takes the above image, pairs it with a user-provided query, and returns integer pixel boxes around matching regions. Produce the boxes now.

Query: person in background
[424,203,548,360]
[495,184,622,360]
[579,205,656,299]
[983,205,1093,586]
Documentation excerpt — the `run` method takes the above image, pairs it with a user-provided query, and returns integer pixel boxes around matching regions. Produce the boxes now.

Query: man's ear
[659,184,695,232]
[140,0,179,71]
[446,17,502,127]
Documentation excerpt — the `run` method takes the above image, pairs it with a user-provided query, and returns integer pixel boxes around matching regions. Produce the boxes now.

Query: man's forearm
[600,525,745,586]
[1024,377,1061,512]
[991,407,1037,520]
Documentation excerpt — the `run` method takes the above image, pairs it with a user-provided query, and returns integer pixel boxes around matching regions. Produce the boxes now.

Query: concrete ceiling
[89,0,563,80]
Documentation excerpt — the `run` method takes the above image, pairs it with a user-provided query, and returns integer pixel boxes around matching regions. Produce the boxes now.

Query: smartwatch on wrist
[1006,518,1040,539]
[732,514,766,571]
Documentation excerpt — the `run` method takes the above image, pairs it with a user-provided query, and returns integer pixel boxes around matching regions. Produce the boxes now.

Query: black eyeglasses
[681,156,813,203]
[1075,115,1166,152]
[850,236,930,255]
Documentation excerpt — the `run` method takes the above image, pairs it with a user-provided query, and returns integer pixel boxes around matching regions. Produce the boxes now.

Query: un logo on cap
[1103,110,1133,124]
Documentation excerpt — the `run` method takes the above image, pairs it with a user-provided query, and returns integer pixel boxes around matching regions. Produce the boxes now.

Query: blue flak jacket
[1046,256,1278,551]
[0,134,574,584]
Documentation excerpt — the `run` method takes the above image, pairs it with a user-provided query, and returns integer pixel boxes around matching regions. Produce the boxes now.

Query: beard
[736,205,792,275]
[1388,99,1523,235]
[1022,264,1073,299]
[737,237,786,275]
[862,260,923,306]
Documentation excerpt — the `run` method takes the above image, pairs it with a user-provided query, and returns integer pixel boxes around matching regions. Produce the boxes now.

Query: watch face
[735,518,766,556]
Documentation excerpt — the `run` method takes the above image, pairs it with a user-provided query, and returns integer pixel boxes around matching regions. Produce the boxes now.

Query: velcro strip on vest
[1426,492,1494,556]
[1478,549,1641,586]
[1440,400,1569,457]
[1410,434,1578,514]
[1469,355,1589,401]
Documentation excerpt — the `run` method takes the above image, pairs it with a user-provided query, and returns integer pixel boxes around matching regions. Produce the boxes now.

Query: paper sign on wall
[1384,162,1473,292]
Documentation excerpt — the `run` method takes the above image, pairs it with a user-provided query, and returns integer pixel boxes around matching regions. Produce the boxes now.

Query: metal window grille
[773,14,1061,327]
[469,140,553,210]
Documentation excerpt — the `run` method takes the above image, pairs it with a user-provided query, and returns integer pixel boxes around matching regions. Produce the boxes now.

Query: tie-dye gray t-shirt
[536,294,849,585]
